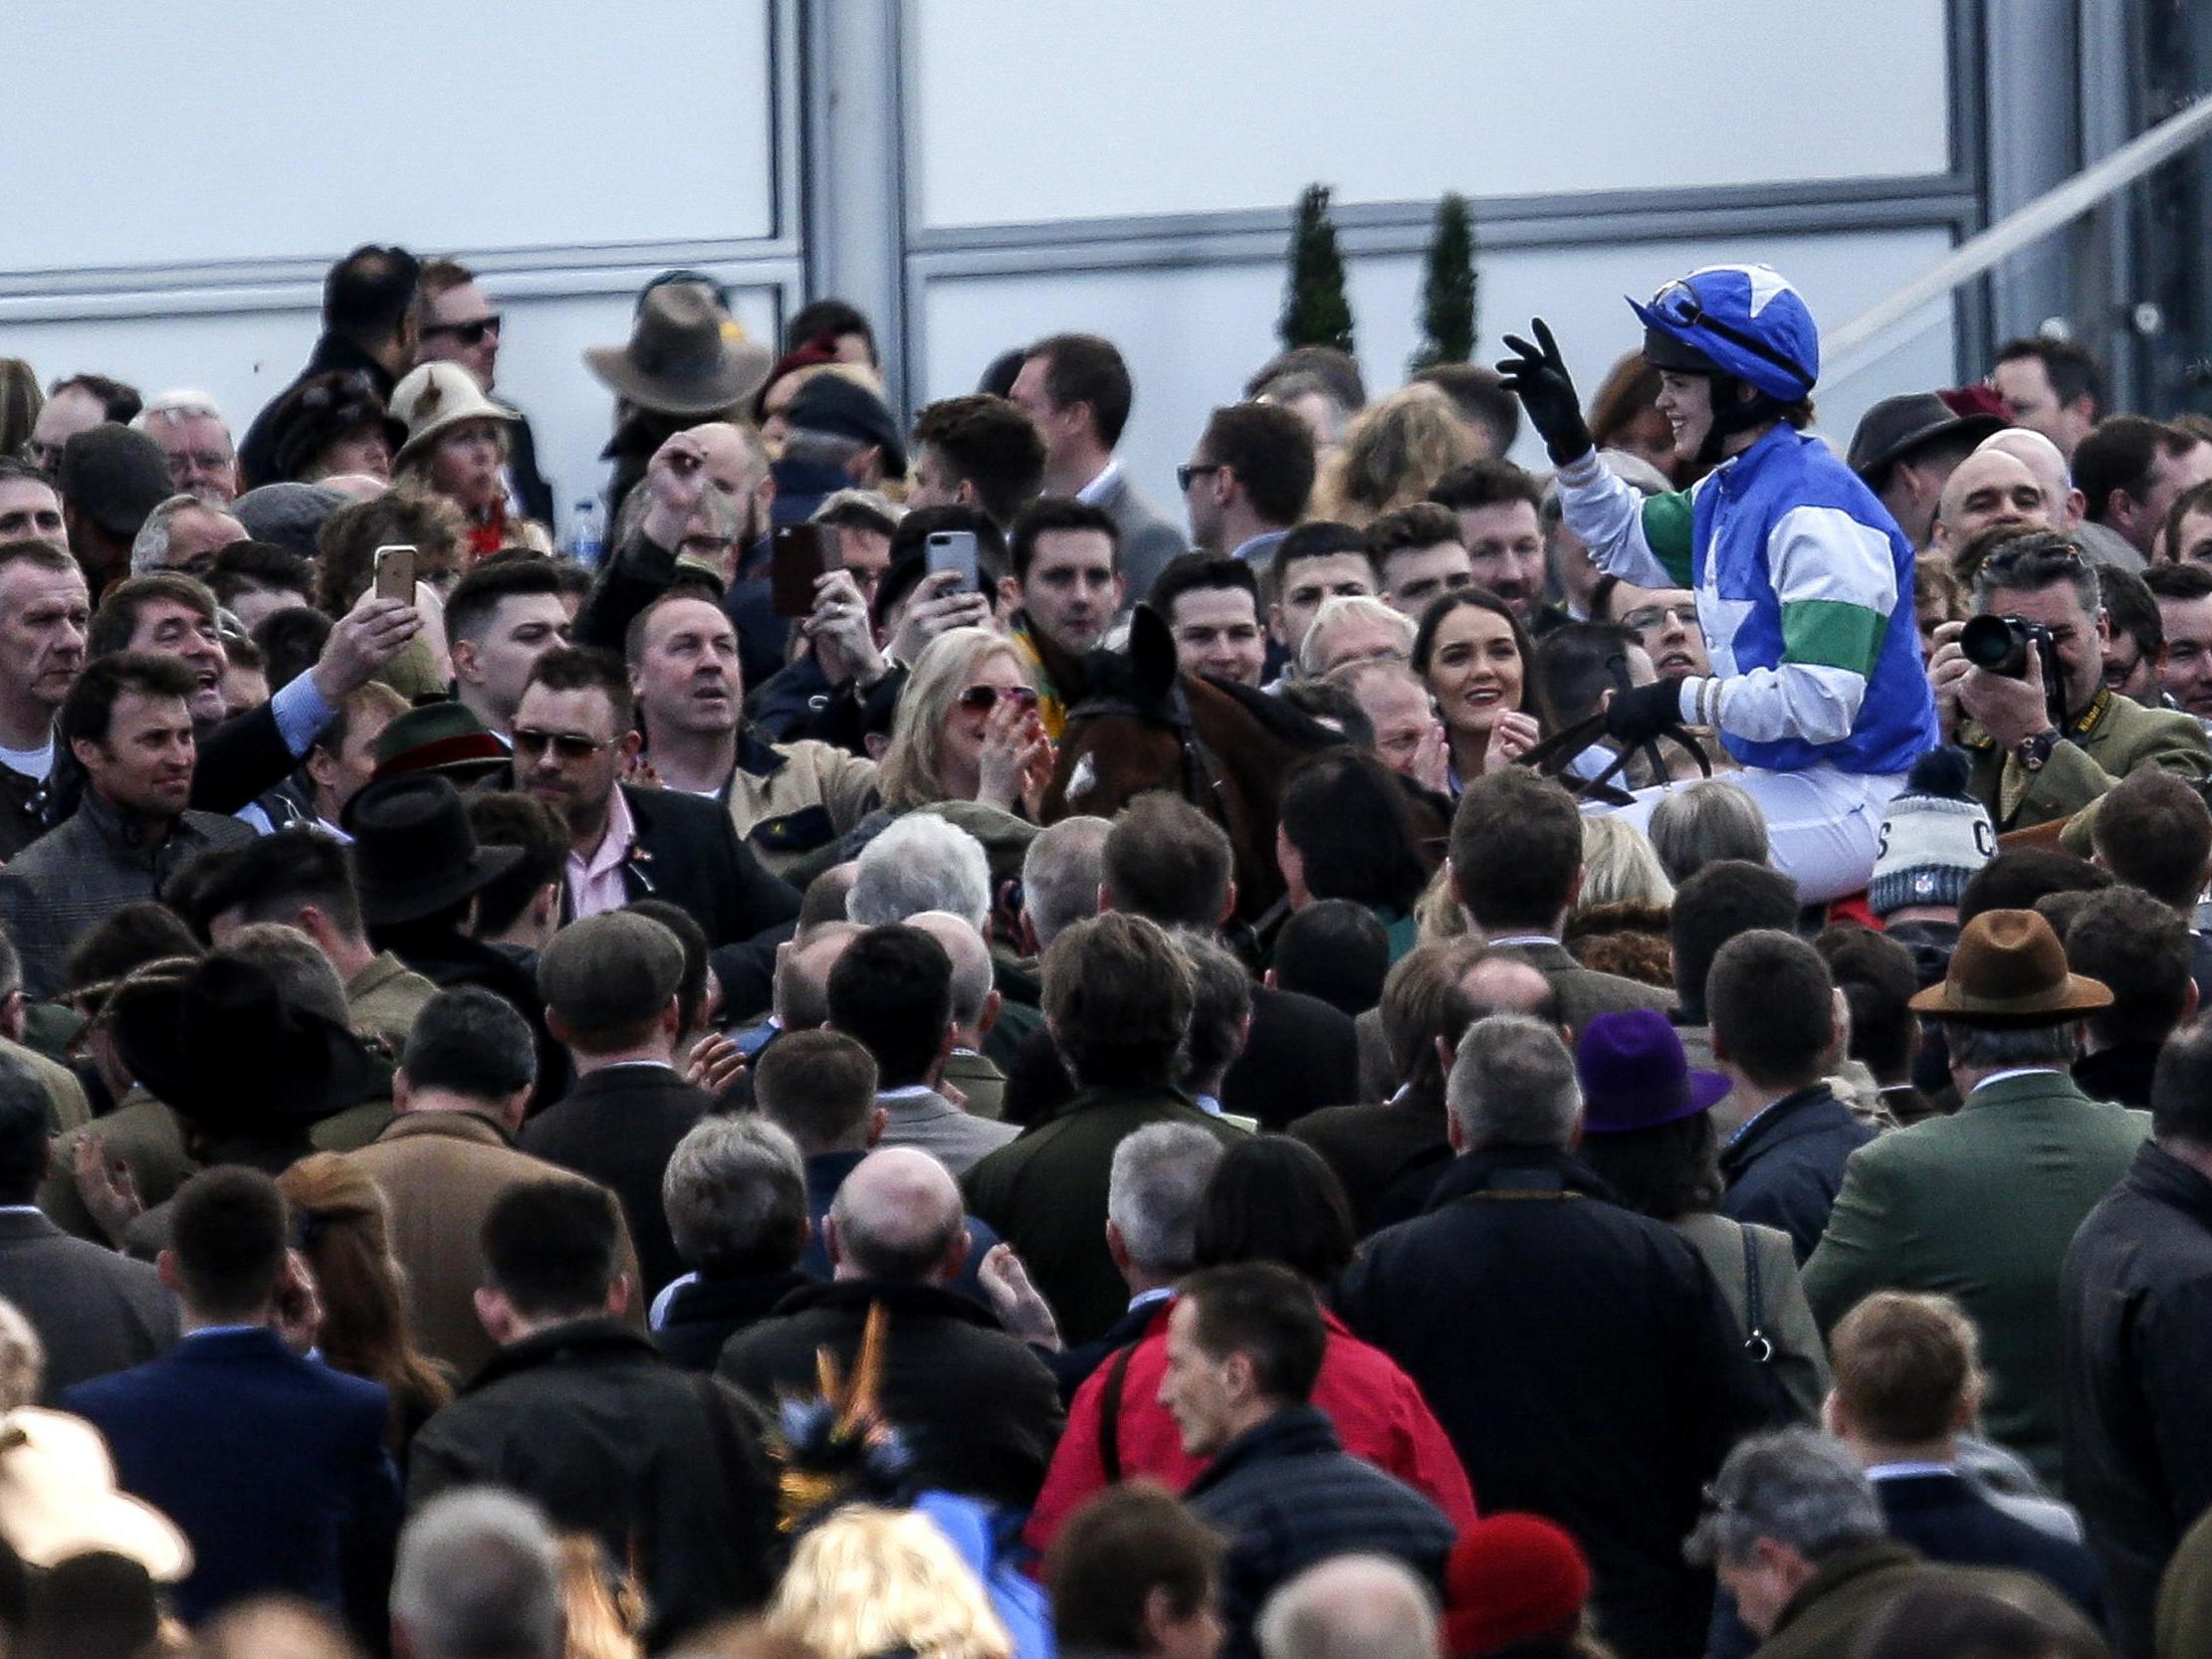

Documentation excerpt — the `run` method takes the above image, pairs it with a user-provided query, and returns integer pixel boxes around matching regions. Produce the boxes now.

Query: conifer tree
[1278,184,1355,355]
[1410,192,1476,372]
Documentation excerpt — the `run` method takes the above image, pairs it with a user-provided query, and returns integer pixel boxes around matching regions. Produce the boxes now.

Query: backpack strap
[1097,1339,1141,1485]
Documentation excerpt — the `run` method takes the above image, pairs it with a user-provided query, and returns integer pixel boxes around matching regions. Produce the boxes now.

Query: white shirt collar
[1864,1461,1956,1482]
[1074,459,1122,507]
[1971,1067,2066,1094]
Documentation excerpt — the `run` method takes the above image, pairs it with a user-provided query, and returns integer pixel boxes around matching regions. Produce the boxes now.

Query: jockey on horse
[1498,264,1939,904]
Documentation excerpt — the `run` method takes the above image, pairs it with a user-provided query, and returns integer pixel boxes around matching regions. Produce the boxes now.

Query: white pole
[1823,95,2212,382]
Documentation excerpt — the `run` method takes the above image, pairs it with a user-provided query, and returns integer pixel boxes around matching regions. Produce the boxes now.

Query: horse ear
[1130,603,1179,700]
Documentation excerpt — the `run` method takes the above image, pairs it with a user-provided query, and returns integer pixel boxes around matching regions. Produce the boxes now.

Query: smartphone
[926,529,980,592]
[771,524,829,617]
[372,543,416,603]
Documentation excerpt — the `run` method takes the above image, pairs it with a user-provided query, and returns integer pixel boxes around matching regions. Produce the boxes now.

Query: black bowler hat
[1847,392,2005,483]
[346,774,523,928]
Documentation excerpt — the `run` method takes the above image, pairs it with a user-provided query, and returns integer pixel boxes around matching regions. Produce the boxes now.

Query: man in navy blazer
[65,1167,400,1636]
[1827,1289,2103,1626]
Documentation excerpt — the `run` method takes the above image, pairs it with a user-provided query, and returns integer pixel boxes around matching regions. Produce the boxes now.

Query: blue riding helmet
[1629,264,1820,402]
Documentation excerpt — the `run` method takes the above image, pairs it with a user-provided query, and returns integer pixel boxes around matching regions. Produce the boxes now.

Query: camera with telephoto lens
[1959,613,2067,732]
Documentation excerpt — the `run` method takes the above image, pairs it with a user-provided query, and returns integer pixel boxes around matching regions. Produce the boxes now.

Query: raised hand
[1498,318,1595,466]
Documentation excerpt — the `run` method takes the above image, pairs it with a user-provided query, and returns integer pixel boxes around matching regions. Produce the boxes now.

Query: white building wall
[0,0,1974,522]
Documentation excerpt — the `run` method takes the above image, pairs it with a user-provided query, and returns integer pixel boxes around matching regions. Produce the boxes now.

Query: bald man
[1256,1555,1441,1659]
[1980,428,2083,526]
[908,910,1008,1120]
[1932,448,2051,563]
[715,1144,1066,1506]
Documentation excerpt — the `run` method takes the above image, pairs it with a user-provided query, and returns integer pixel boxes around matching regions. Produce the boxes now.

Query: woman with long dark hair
[1413,587,1553,792]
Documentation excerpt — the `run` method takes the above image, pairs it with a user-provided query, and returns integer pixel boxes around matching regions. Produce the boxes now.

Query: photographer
[1929,531,2209,830]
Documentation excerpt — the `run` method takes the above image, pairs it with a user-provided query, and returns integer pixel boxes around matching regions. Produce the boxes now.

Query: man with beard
[511,646,797,1016]
[1429,458,1561,633]
[625,593,879,879]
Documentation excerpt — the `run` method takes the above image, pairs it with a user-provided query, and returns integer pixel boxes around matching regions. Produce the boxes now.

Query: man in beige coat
[344,984,640,1379]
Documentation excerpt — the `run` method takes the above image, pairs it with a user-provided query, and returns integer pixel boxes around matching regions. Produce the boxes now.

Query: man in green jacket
[1803,909,2146,1488]
[963,913,1243,1343]
[1932,532,2210,832]
[1690,1428,2062,1659]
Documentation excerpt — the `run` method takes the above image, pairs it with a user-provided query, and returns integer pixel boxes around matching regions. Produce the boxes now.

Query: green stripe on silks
[1781,599,1886,678]
[1639,491,1695,588]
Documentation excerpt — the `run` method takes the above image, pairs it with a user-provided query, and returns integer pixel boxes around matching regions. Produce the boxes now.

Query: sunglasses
[512,726,614,760]
[956,684,1040,716]
[1176,463,1224,493]
[423,314,502,345]
[1647,281,1812,392]
[1621,602,1700,632]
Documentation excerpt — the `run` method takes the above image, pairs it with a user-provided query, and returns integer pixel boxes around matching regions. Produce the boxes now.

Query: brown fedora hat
[1907,908,2112,1027]
[583,283,772,418]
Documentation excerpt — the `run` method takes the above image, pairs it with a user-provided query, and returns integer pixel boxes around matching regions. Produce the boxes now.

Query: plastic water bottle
[566,499,606,568]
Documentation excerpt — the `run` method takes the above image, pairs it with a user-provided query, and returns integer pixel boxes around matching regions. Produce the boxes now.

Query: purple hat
[1575,1009,1730,1135]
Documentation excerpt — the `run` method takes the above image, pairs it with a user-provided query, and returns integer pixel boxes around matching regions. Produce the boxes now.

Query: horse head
[1042,606,1346,921]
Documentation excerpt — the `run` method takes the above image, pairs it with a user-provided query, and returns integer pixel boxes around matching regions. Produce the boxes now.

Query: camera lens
[1959,615,2027,676]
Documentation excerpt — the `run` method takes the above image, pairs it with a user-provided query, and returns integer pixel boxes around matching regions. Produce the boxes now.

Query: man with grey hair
[1931,528,2209,832]
[391,1487,562,1659]
[128,492,246,576]
[1340,1014,1767,1659]
[909,909,1007,1119]
[1687,1427,2037,1654]
[1027,1119,1228,1399]
[652,1114,813,1369]
[134,390,240,505]
[849,812,992,933]
[1255,1554,1439,1659]
[1806,908,2145,1488]
[717,1146,1064,1507]
[1020,814,1110,955]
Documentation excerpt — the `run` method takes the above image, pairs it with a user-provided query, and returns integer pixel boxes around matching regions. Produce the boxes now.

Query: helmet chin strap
[1694,373,1787,468]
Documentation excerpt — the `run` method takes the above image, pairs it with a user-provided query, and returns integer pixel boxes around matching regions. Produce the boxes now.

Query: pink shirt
[565,786,637,919]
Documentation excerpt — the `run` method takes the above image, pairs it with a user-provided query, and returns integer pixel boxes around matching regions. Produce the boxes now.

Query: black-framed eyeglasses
[1648,280,1812,393]
[512,726,614,760]
[423,314,502,345]
[1177,463,1224,493]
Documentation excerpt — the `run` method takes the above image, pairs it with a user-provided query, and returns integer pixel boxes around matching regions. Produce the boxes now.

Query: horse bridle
[1516,651,1711,803]
[1067,679,1232,813]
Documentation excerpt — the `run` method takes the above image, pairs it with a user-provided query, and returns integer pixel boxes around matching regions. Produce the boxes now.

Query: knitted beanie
[1869,747,1997,920]
[1442,1513,1593,1658]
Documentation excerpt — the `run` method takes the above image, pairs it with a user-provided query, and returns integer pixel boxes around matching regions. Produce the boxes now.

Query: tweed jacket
[1803,1069,2146,1488]
[1959,685,2211,832]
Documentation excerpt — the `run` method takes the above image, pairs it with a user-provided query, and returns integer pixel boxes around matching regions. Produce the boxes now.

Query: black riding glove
[1497,318,1595,466]
[1603,679,1685,748]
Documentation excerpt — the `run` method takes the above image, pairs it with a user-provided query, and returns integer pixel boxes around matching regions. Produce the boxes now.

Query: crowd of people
[0,239,2203,1659]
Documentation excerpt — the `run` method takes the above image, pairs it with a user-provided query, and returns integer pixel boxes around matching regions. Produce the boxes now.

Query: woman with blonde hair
[275,1154,452,1447]
[770,1506,1011,1659]
[0,1298,42,1412]
[874,627,1050,818]
[1566,815,1675,990]
[1312,384,1484,527]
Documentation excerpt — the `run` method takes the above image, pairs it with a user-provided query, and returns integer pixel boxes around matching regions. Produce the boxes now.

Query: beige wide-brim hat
[0,1409,192,1580]
[389,361,519,467]
[584,282,773,417]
